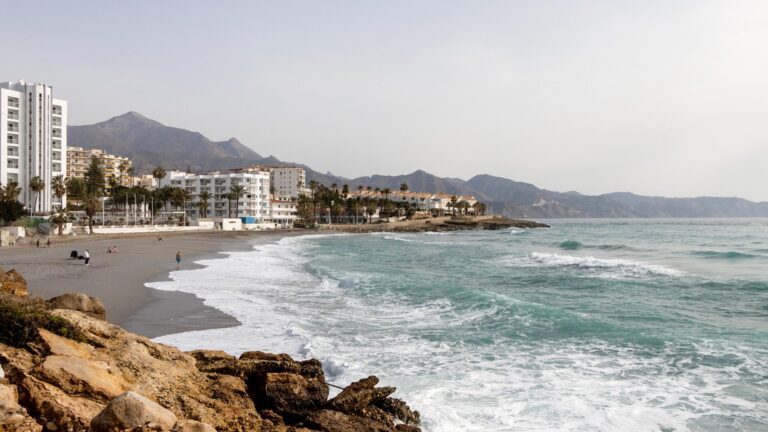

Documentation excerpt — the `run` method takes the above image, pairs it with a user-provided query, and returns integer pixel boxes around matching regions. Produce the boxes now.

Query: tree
[51,175,66,207]
[29,176,45,214]
[381,188,391,221]
[225,192,236,218]
[82,194,100,234]
[152,166,167,189]
[197,191,212,218]
[0,199,25,226]
[118,161,130,186]
[50,206,69,235]
[84,156,105,195]
[1,181,21,201]
[65,177,86,206]
[229,184,246,218]
[172,188,193,225]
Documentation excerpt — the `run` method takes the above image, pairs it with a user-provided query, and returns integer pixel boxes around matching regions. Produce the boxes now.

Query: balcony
[7,160,19,169]
[52,141,61,150]
[52,130,61,138]
[52,118,62,127]
[7,112,19,120]
[7,99,19,108]
[7,123,19,133]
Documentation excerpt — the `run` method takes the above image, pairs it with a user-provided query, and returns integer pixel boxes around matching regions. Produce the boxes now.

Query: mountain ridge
[67,112,768,218]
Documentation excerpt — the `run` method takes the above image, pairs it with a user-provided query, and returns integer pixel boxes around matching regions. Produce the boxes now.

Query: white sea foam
[499,252,684,278]
[150,235,765,431]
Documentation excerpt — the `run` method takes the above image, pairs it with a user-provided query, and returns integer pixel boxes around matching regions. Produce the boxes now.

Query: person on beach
[176,251,182,269]
[84,249,90,266]
[46,238,51,247]
[36,239,40,248]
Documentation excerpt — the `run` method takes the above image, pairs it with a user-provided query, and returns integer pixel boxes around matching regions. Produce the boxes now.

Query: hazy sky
[2,1,767,200]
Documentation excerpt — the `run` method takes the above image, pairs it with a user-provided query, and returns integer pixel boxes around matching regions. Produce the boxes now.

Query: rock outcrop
[47,293,107,321]
[0,267,27,297]
[0,285,422,432]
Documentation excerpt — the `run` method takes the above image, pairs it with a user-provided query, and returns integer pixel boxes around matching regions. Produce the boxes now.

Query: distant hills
[68,113,768,218]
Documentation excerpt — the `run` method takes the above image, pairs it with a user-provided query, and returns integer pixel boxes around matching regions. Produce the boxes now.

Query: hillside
[68,113,768,218]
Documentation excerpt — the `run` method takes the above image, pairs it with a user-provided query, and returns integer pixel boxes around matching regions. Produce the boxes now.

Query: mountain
[68,112,269,173]
[68,113,768,218]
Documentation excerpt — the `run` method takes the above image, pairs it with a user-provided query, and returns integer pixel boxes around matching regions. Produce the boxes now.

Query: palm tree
[229,184,246,218]
[50,206,69,235]
[51,175,67,207]
[381,188,391,221]
[118,161,130,186]
[449,195,459,216]
[1,180,21,201]
[152,166,166,189]
[29,176,45,214]
[82,194,100,234]
[197,190,212,218]
[225,192,236,218]
[171,188,193,225]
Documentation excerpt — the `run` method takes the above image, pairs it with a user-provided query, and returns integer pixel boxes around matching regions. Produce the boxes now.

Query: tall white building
[0,81,67,212]
[162,170,271,220]
[239,165,306,198]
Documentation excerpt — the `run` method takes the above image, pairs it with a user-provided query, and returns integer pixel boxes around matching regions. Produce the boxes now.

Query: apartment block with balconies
[66,146,133,189]
[0,80,67,212]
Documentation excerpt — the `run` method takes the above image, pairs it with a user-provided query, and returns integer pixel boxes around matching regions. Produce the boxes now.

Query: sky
[2,1,767,200]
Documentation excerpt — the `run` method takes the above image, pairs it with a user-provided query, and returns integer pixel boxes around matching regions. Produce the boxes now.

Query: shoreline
[0,230,304,338]
[0,217,547,339]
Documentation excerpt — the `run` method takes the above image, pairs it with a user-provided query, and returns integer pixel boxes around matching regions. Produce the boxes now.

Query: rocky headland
[1,267,421,432]
[332,215,549,233]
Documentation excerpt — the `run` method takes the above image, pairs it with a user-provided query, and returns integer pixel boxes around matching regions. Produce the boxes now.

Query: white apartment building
[162,170,271,220]
[0,81,67,211]
[239,165,306,198]
[269,166,306,198]
[271,196,298,228]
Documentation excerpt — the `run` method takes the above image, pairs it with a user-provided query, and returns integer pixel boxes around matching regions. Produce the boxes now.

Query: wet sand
[0,230,300,338]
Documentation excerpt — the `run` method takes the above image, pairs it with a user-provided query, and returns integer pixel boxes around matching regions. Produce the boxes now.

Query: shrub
[0,293,85,347]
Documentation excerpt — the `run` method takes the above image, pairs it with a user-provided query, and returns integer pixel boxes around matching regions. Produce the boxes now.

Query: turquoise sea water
[153,219,768,431]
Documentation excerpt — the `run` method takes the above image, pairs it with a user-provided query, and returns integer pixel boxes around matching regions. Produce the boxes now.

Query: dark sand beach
[0,230,299,338]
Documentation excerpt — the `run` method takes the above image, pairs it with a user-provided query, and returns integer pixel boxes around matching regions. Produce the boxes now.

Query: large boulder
[47,293,106,321]
[0,268,27,297]
[254,372,329,418]
[90,391,178,432]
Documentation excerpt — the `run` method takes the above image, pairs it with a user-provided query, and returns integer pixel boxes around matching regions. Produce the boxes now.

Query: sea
[151,219,768,432]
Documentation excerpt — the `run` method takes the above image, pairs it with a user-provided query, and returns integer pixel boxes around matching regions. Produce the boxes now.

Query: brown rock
[37,354,129,400]
[375,397,421,426]
[306,409,391,432]
[38,328,96,359]
[0,268,28,297]
[394,425,422,432]
[327,376,396,415]
[173,419,217,432]
[47,293,106,321]
[18,373,102,430]
[255,372,328,418]
[90,391,178,432]
[51,309,263,431]
[0,382,43,432]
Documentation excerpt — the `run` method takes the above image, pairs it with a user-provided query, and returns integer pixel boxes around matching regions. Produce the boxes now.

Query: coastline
[0,230,303,338]
[0,217,547,339]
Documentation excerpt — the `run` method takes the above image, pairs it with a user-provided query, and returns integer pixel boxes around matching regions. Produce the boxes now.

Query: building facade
[162,170,271,220]
[268,166,306,198]
[67,146,133,188]
[0,81,67,211]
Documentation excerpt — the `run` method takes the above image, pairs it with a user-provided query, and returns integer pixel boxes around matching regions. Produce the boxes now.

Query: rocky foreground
[0,267,421,432]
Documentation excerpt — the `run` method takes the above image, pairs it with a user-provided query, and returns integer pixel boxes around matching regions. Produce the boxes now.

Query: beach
[0,230,298,338]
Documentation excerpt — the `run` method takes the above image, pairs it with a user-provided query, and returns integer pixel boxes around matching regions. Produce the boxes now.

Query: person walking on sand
[84,249,90,266]
[175,251,182,269]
